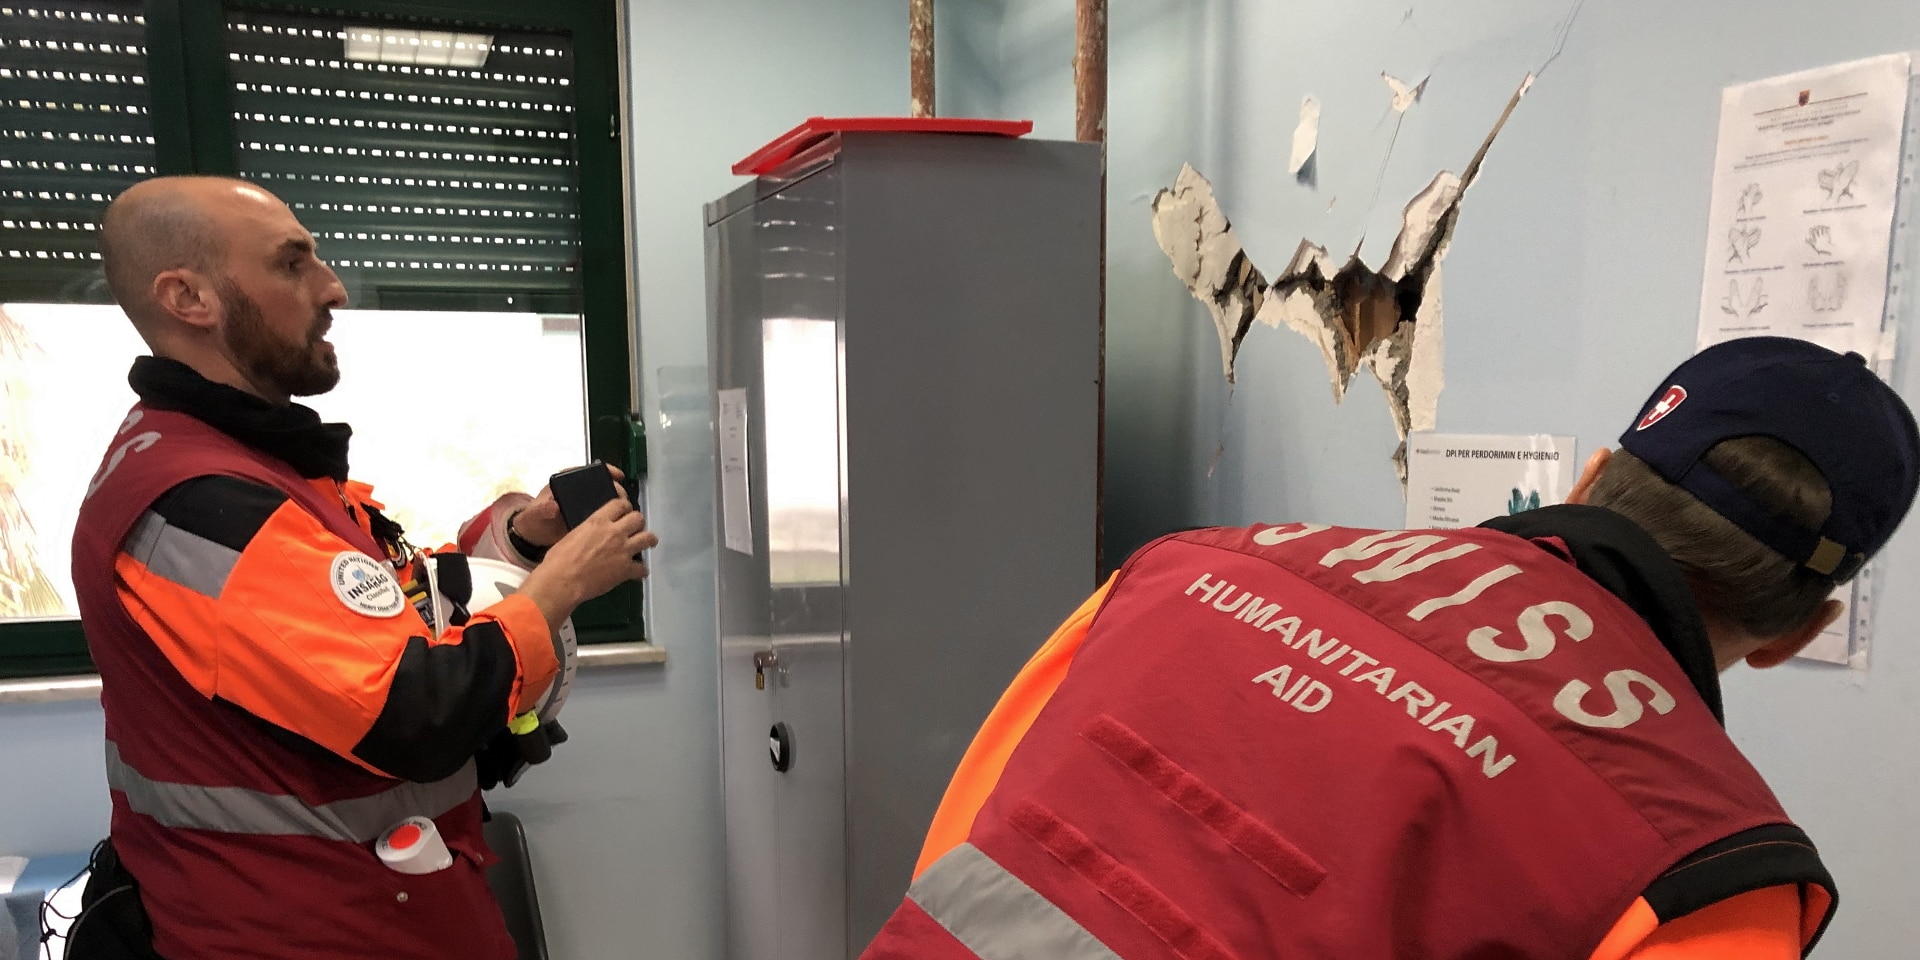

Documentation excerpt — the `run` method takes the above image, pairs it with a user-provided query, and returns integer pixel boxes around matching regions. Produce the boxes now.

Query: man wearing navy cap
[861,335,1918,960]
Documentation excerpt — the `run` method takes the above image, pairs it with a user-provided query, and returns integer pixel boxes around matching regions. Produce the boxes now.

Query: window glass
[0,0,152,621]
[1,303,584,620]
[0,0,625,652]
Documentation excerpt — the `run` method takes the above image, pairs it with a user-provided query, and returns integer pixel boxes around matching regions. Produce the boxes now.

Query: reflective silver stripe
[123,511,165,561]
[105,741,476,843]
[124,510,242,600]
[908,843,1123,960]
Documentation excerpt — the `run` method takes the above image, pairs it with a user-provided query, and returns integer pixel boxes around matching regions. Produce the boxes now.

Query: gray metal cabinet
[707,131,1101,960]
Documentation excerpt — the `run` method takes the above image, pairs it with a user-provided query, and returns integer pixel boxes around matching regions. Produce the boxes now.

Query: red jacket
[865,516,1834,959]
[73,393,556,959]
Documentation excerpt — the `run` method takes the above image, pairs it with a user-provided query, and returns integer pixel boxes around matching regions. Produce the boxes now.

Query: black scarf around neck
[1480,504,1725,724]
[129,356,351,481]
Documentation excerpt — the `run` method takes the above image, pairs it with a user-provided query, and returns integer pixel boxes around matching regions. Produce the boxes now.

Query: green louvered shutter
[224,6,582,312]
[0,0,155,303]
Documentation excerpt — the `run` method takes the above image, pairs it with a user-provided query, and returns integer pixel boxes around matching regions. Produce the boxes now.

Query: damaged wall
[987,0,1573,545]
[1151,76,1528,481]
[1151,159,1457,478]
[977,1,1920,956]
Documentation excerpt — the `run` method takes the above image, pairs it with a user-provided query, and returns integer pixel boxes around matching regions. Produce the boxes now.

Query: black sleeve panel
[149,475,291,552]
[351,619,518,783]
[1644,823,1837,954]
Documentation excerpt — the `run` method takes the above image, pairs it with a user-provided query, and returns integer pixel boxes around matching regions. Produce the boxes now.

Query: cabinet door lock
[768,722,794,772]
[753,650,779,690]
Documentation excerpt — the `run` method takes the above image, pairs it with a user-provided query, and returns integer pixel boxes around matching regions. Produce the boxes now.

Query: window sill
[0,675,103,706]
[575,641,668,668]
[0,643,666,706]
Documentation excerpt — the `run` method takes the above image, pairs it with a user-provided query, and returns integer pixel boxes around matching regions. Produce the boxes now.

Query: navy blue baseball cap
[1618,336,1920,583]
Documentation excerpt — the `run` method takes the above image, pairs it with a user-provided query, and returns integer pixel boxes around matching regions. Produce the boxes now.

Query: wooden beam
[910,0,935,118]
[1074,0,1108,577]
[1073,0,1106,142]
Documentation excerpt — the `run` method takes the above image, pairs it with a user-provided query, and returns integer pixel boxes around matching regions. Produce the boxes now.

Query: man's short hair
[1589,437,1834,637]
[97,182,228,326]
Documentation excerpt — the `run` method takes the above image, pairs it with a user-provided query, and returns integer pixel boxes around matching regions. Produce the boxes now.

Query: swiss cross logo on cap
[1636,385,1688,431]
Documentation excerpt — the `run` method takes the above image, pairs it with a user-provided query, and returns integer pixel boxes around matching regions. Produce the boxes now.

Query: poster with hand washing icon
[1405,434,1577,530]
[1695,53,1909,359]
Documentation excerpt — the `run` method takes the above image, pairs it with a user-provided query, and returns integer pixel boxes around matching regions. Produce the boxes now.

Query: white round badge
[330,552,406,618]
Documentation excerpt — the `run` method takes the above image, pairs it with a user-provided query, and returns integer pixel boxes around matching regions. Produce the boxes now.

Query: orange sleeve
[1588,886,1806,960]
[914,577,1116,878]
[118,495,558,779]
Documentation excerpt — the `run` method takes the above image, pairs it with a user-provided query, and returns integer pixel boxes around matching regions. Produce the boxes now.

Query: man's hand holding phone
[507,462,633,551]
[517,462,656,633]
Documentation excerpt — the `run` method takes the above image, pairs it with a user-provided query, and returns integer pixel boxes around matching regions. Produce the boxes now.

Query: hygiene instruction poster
[1694,52,1911,359]
[1405,434,1578,531]
[1693,54,1912,666]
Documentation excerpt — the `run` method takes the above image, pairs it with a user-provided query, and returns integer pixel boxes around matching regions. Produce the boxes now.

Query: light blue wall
[0,2,909,958]
[983,0,1920,953]
[0,699,108,853]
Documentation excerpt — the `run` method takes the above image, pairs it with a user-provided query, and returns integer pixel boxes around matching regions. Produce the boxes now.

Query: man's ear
[151,270,219,331]
[1746,598,1846,669]
[1564,448,1612,506]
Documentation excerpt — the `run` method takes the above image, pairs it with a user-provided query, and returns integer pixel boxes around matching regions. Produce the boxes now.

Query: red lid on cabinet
[732,117,1034,175]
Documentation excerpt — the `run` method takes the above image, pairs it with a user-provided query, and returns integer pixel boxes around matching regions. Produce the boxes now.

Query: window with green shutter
[0,0,637,679]
[225,8,584,311]
[0,1,153,303]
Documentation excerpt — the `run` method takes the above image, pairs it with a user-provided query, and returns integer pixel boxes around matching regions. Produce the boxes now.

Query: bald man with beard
[98,176,343,402]
[65,177,653,959]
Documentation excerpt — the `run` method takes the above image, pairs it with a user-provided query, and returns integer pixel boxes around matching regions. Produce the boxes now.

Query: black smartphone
[549,461,621,531]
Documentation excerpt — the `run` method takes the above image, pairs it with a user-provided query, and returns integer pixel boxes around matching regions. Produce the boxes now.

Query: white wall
[0,3,911,959]
[980,0,1920,953]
